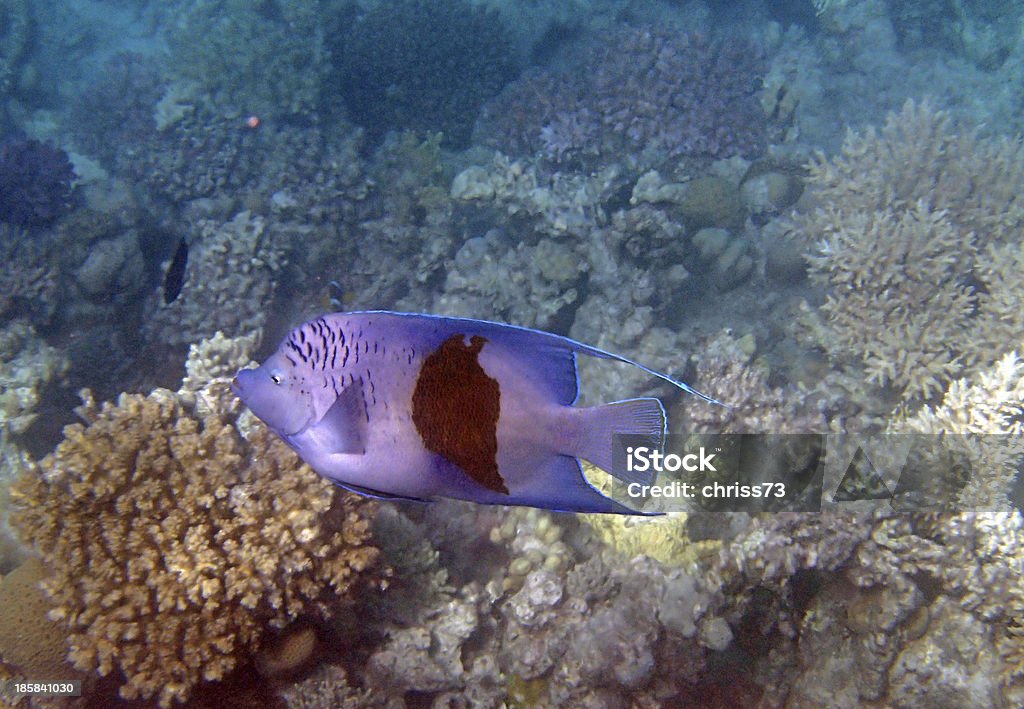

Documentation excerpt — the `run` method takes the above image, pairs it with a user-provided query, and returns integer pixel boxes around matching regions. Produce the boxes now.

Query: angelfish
[232,311,718,515]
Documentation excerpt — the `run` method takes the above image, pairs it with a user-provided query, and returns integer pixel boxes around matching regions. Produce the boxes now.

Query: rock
[450,166,495,200]
[691,227,754,291]
[740,160,804,216]
[631,172,745,229]
[75,231,145,300]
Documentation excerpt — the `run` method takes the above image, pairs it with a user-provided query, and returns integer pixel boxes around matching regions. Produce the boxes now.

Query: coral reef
[793,100,1024,401]
[144,211,287,349]
[0,320,68,435]
[168,0,329,119]
[476,25,766,168]
[0,0,30,98]
[435,229,586,330]
[446,154,700,338]
[119,107,266,203]
[8,336,381,706]
[339,0,520,147]
[893,350,1024,509]
[67,52,165,167]
[713,508,1024,706]
[0,138,74,227]
[0,225,58,325]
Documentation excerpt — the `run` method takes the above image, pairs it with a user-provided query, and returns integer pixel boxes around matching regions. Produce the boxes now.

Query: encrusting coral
[0,557,83,684]
[8,334,381,706]
[793,99,1024,402]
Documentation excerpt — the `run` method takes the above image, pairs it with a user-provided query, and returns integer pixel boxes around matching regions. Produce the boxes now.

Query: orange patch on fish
[412,334,506,494]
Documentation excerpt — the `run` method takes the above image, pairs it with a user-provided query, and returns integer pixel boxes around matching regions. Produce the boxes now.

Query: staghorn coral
[9,337,380,706]
[794,99,1024,401]
[893,350,1024,509]
[806,200,975,400]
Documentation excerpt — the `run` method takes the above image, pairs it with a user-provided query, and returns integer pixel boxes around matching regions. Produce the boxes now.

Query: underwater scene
[2,0,1024,706]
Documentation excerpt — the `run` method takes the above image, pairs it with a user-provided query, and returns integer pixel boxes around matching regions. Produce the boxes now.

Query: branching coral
[893,350,1024,509]
[794,100,1024,401]
[9,337,380,706]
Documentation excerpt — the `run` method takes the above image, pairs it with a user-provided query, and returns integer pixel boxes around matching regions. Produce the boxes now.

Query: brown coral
[793,99,1024,402]
[9,380,379,706]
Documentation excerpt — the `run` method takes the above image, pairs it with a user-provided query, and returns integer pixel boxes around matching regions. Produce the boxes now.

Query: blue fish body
[232,311,718,515]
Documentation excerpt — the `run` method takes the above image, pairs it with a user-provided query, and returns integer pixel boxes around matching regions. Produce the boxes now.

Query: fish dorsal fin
[309,379,367,455]
[344,311,722,406]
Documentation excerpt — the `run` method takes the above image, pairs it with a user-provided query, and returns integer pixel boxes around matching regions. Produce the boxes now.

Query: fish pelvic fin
[574,397,665,486]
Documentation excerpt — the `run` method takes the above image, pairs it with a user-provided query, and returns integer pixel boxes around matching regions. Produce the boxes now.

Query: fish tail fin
[575,398,666,486]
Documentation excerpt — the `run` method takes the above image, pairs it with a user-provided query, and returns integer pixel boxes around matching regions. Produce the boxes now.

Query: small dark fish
[163,238,189,305]
[232,311,721,515]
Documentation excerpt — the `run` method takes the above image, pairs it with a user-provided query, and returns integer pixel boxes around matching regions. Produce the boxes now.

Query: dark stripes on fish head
[412,334,506,494]
[287,317,347,372]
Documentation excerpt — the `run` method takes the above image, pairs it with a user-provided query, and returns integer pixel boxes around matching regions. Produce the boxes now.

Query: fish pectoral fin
[312,380,368,454]
[330,479,430,503]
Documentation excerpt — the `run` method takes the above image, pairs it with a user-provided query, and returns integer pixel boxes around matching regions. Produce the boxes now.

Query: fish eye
[271,374,282,385]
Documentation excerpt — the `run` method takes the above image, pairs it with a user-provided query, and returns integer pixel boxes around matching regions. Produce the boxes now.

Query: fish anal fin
[504,454,656,515]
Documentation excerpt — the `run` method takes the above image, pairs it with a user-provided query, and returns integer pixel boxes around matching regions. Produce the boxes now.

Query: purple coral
[477,26,766,165]
[0,139,76,227]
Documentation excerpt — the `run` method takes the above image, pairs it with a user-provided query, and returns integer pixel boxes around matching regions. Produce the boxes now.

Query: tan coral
[9,337,380,707]
[792,99,1024,402]
[893,350,1024,509]
[674,330,825,434]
